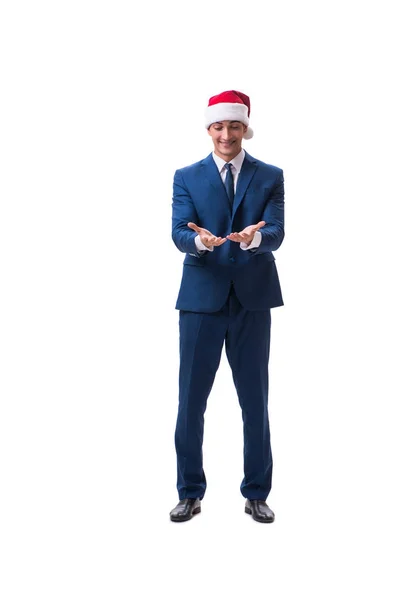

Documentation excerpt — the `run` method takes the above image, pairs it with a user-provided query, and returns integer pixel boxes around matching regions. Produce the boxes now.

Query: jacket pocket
[251,251,275,262]
[183,255,206,267]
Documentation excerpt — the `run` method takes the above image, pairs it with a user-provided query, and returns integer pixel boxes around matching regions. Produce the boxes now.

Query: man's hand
[226,221,266,246]
[188,222,227,248]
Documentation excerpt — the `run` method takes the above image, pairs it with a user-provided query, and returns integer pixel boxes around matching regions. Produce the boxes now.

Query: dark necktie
[224,163,234,208]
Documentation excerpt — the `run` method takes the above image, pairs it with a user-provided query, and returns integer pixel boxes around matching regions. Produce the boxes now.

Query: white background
[1,1,399,598]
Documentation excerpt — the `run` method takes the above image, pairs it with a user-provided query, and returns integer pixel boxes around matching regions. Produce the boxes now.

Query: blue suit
[172,151,284,501]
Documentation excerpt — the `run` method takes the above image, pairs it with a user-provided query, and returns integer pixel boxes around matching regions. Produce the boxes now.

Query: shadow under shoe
[170,498,201,522]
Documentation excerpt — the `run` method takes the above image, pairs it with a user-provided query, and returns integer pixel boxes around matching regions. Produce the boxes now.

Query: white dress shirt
[195,149,262,252]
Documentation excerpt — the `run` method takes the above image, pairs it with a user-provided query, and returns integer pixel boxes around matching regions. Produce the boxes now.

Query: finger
[205,236,217,245]
[187,222,201,233]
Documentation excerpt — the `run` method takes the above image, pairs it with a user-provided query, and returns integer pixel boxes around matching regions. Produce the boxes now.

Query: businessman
[170,90,284,523]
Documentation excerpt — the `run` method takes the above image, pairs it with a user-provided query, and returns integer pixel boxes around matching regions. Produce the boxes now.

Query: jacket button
[229,257,235,263]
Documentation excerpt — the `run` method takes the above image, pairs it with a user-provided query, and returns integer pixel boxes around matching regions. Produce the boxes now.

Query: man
[169,90,284,523]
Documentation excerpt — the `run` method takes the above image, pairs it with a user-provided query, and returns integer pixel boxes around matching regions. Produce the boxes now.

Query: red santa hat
[205,90,254,140]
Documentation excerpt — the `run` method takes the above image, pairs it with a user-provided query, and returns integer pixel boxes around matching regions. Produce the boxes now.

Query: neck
[213,147,243,162]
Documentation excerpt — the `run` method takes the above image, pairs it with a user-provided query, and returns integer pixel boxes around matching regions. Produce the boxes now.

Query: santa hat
[205,90,254,140]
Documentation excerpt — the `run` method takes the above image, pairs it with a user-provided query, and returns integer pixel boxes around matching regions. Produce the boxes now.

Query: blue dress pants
[175,285,272,501]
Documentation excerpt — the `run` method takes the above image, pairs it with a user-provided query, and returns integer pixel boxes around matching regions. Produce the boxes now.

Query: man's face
[207,120,248,161]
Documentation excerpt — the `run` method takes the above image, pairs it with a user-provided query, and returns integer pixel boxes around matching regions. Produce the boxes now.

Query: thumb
[254,220,266,230]
[187,222,201,232]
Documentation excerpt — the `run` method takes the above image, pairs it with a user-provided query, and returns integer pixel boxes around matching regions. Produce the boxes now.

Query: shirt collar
[212,148,245,174]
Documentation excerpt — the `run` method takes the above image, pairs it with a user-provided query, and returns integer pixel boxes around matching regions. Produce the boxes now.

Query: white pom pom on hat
[205,90,254,140]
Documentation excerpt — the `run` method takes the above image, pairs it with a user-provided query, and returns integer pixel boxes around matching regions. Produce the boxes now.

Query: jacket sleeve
[171,169,203,256]
[252,169,285,255]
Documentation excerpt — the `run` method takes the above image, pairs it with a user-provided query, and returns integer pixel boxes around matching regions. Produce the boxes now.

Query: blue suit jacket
[172,151,284,312]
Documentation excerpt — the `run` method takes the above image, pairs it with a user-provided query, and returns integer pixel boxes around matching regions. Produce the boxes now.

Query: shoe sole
[170,506,201,522]
[245,506,274,523]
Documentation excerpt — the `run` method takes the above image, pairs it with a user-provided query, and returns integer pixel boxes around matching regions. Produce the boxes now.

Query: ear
[243,124,248,134]
[207,126,212,137]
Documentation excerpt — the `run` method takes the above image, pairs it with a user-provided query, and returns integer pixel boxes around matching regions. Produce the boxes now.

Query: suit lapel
[232,152,258,216]
[200,153,230,206]
[200,151,258,216]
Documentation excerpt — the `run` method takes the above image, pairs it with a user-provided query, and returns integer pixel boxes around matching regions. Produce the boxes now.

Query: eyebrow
[214,121,241,125]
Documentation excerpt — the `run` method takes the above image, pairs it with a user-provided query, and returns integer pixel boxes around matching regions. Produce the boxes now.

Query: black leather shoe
[170,498,201,522]
[245,499,275,523]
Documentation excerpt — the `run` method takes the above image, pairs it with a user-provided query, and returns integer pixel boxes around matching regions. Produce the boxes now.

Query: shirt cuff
[240,230,262,251]
[195,235,214,252]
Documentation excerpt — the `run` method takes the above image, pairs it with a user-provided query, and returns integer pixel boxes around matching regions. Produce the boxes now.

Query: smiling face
[207,120,248,161]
